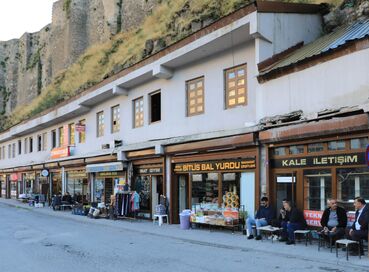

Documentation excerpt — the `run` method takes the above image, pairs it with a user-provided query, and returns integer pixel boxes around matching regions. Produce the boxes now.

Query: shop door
[275,172,297,207]
[151,176,163,218]
[104,178,113,204]
[172,175,189,224]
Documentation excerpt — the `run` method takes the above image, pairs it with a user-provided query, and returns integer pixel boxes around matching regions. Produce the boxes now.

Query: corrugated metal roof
[259,19,369,75]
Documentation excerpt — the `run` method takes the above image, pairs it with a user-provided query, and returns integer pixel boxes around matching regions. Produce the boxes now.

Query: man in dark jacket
[280,201,307,245]
[246,196,275,240]
[349,197,368,241]
[320,199,347,244]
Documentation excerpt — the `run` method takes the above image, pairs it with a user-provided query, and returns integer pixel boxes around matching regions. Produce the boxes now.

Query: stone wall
[0,0,159,117]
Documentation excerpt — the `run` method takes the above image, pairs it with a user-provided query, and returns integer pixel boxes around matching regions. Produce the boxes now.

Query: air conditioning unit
[110,140,123,148]
[101,144,110,149]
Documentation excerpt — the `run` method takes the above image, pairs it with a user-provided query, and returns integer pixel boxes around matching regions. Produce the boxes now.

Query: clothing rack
[113,191,140,221]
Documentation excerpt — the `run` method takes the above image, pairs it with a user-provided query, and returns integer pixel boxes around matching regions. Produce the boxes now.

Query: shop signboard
[25,173,36,180]
[86,162,124,173]
[271,153,365,168]
[63,124,69,147]
[174,158,256,173]
[96,172,124,178]
[67,170,87,179]
[10,173,19,182]
[137,167,163,175]
[51,147,70,159]
[75,123,85,132]
[41,169,49,177]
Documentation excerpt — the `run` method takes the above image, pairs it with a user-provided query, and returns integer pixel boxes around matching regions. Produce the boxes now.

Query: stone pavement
[1,198,368,271]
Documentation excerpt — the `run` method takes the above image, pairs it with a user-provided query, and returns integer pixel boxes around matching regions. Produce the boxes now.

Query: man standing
[320,199,347,244]
[246,196,275,240]
[349,197,368,243]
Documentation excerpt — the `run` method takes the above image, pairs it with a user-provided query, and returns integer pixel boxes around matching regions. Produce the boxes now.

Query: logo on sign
[41,169,49,177]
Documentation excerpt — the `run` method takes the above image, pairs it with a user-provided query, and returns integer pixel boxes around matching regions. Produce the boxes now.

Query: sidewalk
[1,198,369,270]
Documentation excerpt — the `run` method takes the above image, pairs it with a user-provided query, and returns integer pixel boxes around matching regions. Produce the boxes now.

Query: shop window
[2,146,5,159]
[111,105,120,133]
[8,144,11,159]
[133,97,144,128]
[303,170,332,211]
[78,120,86,144]
[134,176,151,215]
[149,91,161,123]
[42,132,47,151]
[29,137,33,153]
[337,168,369,211]
[58,127,64,147]
[18,140,21,155]
[51,130,57,149]
[69,123,75,145]
[97,111,104,137]
[274,147,286,156]
[328,140,345,151]
[308,143,324,153]
[191,173,219,205]
[37,135,42,152]
[225,64,247,108]
[186,77,204,116]
[350,138,368,149]
[222,173,240,207]
[289,145,304,155]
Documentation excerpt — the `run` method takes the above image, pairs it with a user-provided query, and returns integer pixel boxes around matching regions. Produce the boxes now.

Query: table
[335,239,360,261]
[257,226,282,243]
[153,214,168,226]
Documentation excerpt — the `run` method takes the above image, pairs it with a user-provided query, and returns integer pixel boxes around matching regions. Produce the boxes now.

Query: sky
[0,0,57,41]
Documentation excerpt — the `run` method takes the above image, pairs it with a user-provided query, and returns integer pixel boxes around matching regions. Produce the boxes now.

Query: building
[1,1,367,224]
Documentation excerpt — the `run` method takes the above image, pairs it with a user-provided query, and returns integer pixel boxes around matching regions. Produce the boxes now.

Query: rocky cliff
[0,0,159,116]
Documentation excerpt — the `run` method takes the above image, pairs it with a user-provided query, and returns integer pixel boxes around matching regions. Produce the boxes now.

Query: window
[12,143,15,158]
[51,130,57,149]
[337,168,369,211]
[274,147,286,156]
[350,138,368,149]
[308,143,324,153]
[69,123,75,145]
[149,91,161,123]
[42,132,47,151]
[303,170,332,211]
[78,120,86,144]
[186,77,204,116]
[225,64,247,108]
[8,144,11,159]
[289,145,304,155]
[133,97,144,128]
[37,135,42,152]
[29,137,33,153]
[97,111,104,137]
[191,173,219,204]
[18,140,21,155]
[2,146,5,159]
[328,140,345,151]
[58,127,64,147]
[24,138,28,154]
[111,105,120,133]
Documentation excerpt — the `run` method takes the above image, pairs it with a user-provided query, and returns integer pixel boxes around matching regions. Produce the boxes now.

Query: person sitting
[280,201,307,245]
[246,196,275,240]
[348,196,369,254]
[61,192,73,205]
[272,199,290,228]
[52,194,62,211]
[320,198,347,245]
[74,192,82,204]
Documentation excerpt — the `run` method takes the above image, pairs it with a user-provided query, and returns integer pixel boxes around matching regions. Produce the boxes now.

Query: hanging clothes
[131,191,140,211]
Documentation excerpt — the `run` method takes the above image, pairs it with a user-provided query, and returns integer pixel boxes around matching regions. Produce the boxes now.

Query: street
[0,203,368,272]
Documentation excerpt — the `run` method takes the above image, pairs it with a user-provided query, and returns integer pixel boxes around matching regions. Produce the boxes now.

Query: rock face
[0,0,159,116]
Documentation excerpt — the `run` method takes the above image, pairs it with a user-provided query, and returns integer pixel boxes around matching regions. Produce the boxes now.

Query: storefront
[170,146,258,224]
[21,172,36,195]
[65,169,88,204]
[86,161,126,204]
[268,134,369,213]
[9,173,19,199]
[131,159,165,219]
[0,174,5,198]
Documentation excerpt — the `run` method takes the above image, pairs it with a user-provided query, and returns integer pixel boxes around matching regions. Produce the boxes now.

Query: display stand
[113,191,140,222]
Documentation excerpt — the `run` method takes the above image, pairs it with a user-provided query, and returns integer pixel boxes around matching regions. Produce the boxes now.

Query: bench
[335,239,361,261]
[257,226,282,243]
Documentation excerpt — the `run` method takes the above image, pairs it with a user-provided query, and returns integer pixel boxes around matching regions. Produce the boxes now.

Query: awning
[86,162,125,173]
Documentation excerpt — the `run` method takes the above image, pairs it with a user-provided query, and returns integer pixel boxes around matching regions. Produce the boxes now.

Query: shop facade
[167,134,259,224]
[129,155,166,219]
[263,121,369,215]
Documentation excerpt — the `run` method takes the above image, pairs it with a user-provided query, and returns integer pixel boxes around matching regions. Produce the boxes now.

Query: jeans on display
[246,217,268,236]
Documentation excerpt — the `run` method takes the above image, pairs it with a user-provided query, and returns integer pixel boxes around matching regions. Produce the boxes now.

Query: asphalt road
[0,203,367,272]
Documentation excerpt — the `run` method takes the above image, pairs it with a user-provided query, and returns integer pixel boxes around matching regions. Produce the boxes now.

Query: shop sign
[67,170,87,179]
[51,147,70,159]
[137,167,163,175]
[86,162,124,173]
[75,123,85,132]
[97,172,123,178]
[25,173,36,180]
[271,153,365,168]
[41,169,49,177]
[10,173,19,182]
[304,210,323,227]
[174,159,256,173]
